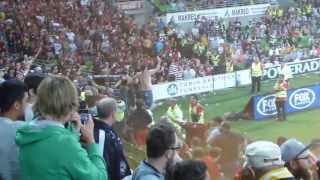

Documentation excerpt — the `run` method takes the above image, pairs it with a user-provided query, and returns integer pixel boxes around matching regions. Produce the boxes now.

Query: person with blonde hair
[15,75,108,180]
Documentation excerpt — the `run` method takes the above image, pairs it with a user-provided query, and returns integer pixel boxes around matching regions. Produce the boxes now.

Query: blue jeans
[139,90,153,109]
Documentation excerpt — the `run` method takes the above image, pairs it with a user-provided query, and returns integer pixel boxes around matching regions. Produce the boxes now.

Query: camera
[79,109,89,125]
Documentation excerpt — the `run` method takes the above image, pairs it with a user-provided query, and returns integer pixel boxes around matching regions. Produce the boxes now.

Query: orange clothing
[134,128,149,146]
[201,155,221,180]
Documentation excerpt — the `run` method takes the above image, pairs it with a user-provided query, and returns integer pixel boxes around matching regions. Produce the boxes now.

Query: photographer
[15,75,108,180]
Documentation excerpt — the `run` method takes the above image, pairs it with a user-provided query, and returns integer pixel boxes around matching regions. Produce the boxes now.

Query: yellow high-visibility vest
[251,62,263,77]
[189,103,204,123]
[226,61,234,73]
[277,8,283,17]
[274,81,288,98]
[260,167,294,180]
[305,4,312,15]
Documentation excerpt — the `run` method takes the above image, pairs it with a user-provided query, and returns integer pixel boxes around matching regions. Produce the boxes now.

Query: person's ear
[28,89,35,97]
[13,101,21,111]
[164,149,171,160]
[290,160,298,169]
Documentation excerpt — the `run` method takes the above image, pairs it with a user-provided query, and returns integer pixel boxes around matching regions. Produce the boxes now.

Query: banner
[263,58,320,80]
[166,4,270,24]
[116,1,144,10]
[253,84,320,120]
[213,72,236,90]
[152,58,320,101]
[153,76,214,100]
[236,69,251,86]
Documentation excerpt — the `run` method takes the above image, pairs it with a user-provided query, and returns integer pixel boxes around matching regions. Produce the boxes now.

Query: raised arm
[149,56,162,75]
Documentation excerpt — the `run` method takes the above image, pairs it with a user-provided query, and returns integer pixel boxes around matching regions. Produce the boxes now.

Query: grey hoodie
[0,117,24,180]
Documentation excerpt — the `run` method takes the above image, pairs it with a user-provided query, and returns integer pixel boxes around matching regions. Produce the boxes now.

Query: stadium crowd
[0,0,320,180]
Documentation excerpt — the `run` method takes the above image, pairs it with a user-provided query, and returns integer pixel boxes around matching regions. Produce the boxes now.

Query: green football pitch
[124,73,319,168]
[152,73,320,143]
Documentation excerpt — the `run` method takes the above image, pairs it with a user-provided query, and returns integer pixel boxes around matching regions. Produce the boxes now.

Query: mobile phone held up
[79,109,89,125]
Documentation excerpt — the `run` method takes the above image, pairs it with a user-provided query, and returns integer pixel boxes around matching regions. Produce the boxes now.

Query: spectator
[211,122,244,179]
[277,136,287,146]
[281,138,314,179]
[172,160,209,180]
[23,73,46,122]
[0,80,28,180]
[135,56,162,108]
[192,147,222,180]
[168,60,182,81]
[241,141,294,180]
[0,69,4,83]
[127,99,152,149]
[131,122,180,180]
[94,97,131,180]
[15,75,108,180]
[183,65,196,80]
[207,117,225,145]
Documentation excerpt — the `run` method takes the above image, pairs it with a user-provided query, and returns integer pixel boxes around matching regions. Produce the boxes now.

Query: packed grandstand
[0,0,320,180]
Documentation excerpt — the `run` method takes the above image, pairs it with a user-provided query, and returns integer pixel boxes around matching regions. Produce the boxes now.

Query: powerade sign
[253,84,320,120]
[263,58,320,80]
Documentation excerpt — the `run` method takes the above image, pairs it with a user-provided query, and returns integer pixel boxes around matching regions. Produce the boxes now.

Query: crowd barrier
[252,84,320,120]
[153,58,320,101]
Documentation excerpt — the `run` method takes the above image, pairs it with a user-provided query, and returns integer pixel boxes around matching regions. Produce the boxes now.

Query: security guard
[277,8,284,18]
[166,98,184,131]
[115,96,126,122]
[304,3,312,17]
[189,95,204,123]
[251,57,263,94]
[225,60,234,73]
[274,74,289,121]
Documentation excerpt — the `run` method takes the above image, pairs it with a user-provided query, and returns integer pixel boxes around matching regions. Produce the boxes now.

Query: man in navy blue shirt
[94,97,131,180]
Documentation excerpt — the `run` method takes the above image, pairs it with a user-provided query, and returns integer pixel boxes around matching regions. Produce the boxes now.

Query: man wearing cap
[243,141,294,180]
[281,139,314,180]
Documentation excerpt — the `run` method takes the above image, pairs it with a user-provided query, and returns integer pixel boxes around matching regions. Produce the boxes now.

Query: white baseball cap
[244,141,284,169]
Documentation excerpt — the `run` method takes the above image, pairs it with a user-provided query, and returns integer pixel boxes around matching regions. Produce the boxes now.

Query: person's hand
[70,112,81,131]
[80,115,95,144]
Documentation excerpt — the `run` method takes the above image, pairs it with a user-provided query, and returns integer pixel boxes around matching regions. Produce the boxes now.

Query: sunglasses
[293,143,319,160]
[168,145,181,151]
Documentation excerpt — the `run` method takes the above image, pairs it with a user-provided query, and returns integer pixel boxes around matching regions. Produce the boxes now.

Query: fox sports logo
[257,95,277,116]
[289,88,315,110]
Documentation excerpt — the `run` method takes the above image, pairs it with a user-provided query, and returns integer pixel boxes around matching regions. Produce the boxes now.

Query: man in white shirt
[207,117,225,146]
[183,66,196,80]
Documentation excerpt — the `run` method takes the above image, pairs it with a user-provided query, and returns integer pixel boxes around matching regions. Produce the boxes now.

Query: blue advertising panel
[253,84,320,120]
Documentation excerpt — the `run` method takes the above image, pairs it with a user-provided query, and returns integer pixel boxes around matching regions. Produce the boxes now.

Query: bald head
[97,97,117,120]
